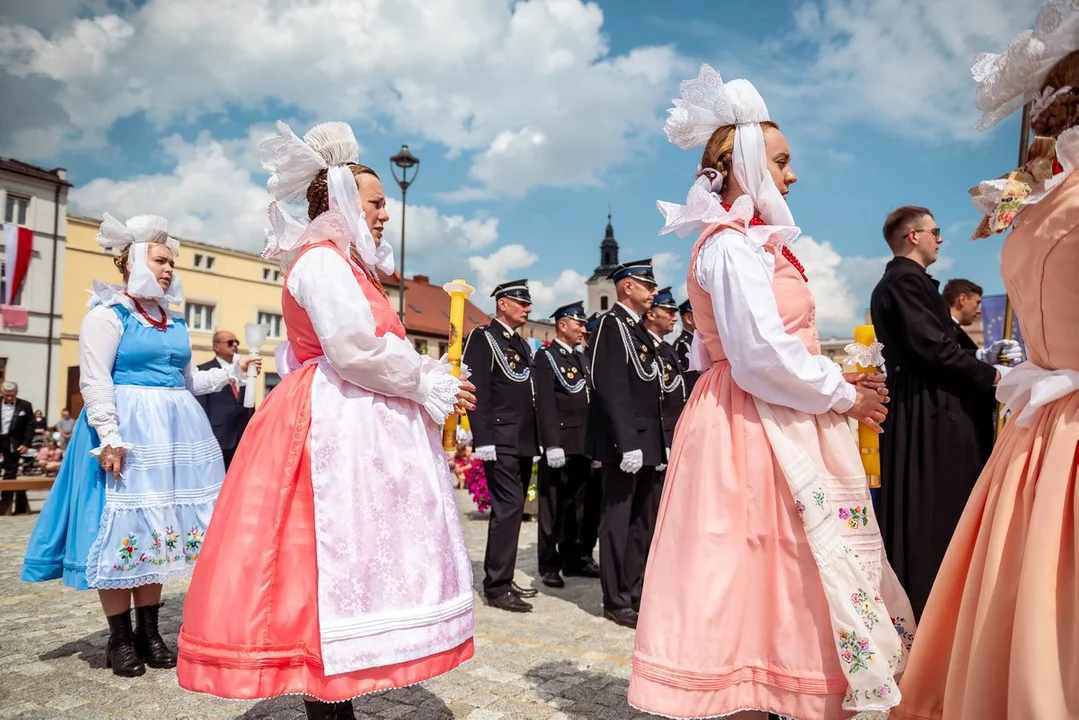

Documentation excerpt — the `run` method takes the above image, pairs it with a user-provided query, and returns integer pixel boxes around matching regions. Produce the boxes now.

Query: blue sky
[0,0,1043,336]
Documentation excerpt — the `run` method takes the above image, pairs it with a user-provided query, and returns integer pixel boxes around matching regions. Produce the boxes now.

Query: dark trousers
[0,436,30,515]
[578,465,602,560]
[599,463,657,611]
[482,454,533,599]
[537,454,590,575]
[221,446,237,471]
[628,468,663,606]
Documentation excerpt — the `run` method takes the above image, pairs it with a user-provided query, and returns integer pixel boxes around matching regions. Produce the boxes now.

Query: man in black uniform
[533,301,598,588]
[576,312,603,572]
[463,279,540,613]
[589,259,663,628]
[673,299,700,395]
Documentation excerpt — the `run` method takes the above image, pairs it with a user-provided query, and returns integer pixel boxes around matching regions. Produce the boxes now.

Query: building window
[414,339,429,355]
[438,342,448,357]
[0,261,21,305]
[5,195,29,226]
[263,372,282,395]
[257,311,284,339]
[185,302,215,331]
[600,295,609,310]
[262,267,282,283]
[0,357,6,384]
[193,253,216,271]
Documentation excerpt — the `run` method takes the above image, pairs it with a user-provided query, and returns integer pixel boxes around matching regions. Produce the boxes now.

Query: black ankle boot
[133,603,177,668]
[302,700,356,719]
[105,610,145,677]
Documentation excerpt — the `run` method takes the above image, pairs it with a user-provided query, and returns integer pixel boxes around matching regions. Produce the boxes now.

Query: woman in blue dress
[21,213,259,677]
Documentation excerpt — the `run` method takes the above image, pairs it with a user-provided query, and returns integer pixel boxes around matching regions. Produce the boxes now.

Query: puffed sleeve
[287,246,459,424]
[183,360,234,396]
[695,229,856,415]
[78,306,126,449]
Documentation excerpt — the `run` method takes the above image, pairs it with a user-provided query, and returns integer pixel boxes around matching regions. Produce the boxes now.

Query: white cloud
[0,0,688,197]
[528,269,590,317]
[467,244,537,299]
[755,0,1043,141]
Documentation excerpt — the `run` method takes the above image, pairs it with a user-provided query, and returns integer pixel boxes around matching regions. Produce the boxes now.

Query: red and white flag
[3,223,33,305]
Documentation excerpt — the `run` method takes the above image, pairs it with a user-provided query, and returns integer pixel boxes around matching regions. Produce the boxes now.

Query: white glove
[546,447,566,469]
[619,449,643,474]
[590,459,602,469]
[475,445,497,462]
[656,447,671,472]
[977,339,1024,365]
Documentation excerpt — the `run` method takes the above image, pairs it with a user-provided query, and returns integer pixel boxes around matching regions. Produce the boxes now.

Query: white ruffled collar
[263,204,387,274]
[657,177,800,250]
[88,280,182,327]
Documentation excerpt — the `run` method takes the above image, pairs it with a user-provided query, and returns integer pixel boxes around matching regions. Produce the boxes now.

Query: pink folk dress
[176,212,474,702]
[892,133,1079,720]
[628,199,914,719]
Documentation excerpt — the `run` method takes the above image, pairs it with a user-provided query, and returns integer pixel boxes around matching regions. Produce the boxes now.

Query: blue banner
[981,294,1024,354]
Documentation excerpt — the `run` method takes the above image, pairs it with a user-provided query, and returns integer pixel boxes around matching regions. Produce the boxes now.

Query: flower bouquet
[462,458,491,513]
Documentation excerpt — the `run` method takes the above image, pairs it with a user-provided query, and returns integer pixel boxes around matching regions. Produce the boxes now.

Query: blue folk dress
[22,285,228,590]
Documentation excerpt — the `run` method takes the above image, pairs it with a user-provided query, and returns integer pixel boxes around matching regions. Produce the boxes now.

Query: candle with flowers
[441,279,475,451]
[845,325,883,489]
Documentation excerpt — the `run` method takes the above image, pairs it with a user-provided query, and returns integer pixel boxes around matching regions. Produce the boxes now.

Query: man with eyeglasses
[196,330,257,469]
[869,206,1023,620]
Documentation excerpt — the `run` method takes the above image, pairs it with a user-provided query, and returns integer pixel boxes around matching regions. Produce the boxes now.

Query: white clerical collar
[616,301,640,321]
[554,338,574,353]
[494,318,518,336]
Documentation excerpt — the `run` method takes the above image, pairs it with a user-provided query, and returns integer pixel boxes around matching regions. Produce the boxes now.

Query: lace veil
[95,213,184,305]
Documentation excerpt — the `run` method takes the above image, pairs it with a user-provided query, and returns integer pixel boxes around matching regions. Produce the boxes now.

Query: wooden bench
[1,477,56,492]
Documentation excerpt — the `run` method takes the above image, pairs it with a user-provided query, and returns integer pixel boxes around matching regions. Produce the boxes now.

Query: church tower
[586,212,619,314]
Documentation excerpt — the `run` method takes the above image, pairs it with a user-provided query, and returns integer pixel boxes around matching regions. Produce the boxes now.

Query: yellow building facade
[60,215,286,413]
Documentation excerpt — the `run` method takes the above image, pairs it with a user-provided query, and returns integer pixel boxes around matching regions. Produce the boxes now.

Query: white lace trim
[972,0,1079,130]
[87,280,182,326]
[664,64,771,150]
[418,366,461,426]
[658,186,800,251]
[263,207,354,271]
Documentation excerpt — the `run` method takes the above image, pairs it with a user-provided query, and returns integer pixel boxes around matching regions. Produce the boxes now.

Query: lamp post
[390,144,420,324]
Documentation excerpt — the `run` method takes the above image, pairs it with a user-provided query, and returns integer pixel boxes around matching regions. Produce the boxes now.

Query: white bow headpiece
[659,64,797,234]
[972,0,1079,131]
[96,213,183,305]
[258,121,395,275]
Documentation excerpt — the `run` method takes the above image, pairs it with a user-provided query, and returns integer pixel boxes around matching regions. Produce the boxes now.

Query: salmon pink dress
[629,197,914,719]
[176,211,474,702]
[892,131,1079,720]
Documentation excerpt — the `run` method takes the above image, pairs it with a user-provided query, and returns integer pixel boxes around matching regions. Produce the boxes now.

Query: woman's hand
[846,383,889,433]
[455,379,477,416]
[98,446,126,477]
[843,372,889,402]
[239,355,263,376]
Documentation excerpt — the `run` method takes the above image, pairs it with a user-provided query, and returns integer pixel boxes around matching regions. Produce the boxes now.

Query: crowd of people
[11,2,1079,718]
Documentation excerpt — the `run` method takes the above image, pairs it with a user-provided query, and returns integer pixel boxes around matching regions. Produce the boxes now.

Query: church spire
[590,206,619,281]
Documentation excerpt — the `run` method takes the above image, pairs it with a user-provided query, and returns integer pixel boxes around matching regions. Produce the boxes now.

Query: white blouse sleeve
[286,247,459,424]
[695,230,856,415]
[183,361,233,396]
[78,306,126,448]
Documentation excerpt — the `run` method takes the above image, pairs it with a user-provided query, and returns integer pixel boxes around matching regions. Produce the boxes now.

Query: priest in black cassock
[941,278,999,462]
[870,206,1023,619]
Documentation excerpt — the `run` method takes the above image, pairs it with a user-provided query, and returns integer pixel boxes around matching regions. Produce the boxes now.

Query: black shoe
[105,610,146,677]
[541,572,565,588]
[510,581,538,598]
[487,591,533,613]
[304,700,355,720]
[603,607,639,628]
[564,558,601,578]
[133,603,177,668]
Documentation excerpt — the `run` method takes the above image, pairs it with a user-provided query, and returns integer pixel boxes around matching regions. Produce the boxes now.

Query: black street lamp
[390,144,420,323]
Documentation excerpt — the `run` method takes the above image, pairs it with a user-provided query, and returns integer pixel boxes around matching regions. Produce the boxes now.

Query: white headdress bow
[659,64,798,235]
[258,121,395,274]
[95,213,183,305]
[972,0,1079,131]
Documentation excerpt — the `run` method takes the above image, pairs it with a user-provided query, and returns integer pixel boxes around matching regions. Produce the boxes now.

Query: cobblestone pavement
[0,490,645,720]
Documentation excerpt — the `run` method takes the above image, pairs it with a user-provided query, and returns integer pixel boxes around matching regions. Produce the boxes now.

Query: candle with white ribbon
[844,326,885,489]
[243,322,270,408]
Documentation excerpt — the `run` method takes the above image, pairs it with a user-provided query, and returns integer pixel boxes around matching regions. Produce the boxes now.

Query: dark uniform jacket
[195,358,253,452]
[587,304,665,467]
[655,338,688,448]
[462,319,539,457]
[534,340,590,457]
[672,328,700,395]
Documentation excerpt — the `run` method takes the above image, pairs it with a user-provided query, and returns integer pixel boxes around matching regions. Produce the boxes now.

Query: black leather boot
[105,610,145,677]
[133,603,177,668]
[304,700,355,720]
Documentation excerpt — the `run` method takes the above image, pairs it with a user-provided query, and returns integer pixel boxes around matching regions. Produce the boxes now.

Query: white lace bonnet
[658,64,797,240]
[95,213,183,304]
[258,121,394,274]
[973,0,1079,130]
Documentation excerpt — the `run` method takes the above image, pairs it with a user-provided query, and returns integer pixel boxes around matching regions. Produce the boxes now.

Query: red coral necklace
[720,201,808,282]
[125,293,168,331]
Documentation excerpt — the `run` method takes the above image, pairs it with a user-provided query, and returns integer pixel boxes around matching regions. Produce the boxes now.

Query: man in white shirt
[1,381,35,515]
[195,330,256,469]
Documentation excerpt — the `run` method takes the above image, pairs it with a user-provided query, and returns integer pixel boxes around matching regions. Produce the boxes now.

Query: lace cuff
[414,364,461,426]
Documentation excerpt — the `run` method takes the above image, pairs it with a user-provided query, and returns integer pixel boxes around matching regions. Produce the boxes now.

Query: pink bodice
[687,224,821,365]
[281,241,406,363]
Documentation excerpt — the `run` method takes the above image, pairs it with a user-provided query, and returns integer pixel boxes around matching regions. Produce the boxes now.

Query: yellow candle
[853,324,881,489]
[442,280,475,451]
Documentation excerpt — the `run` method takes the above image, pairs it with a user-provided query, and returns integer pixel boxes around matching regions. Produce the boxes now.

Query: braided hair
[1032,50,1079,139]
[305,163,380,220]
[698,121,780,198]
